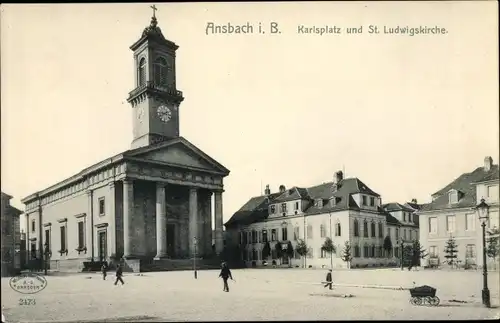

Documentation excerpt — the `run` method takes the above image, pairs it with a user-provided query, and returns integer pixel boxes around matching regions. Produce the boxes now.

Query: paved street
[2,268,499,322]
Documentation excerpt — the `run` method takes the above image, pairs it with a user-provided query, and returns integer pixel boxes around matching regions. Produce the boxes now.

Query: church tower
[127,9,184,149]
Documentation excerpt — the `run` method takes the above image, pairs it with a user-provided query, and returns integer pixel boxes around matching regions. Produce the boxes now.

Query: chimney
[484,156,493,172]
[279,185,286,193]
[336,170,344,183]
[264,185,271,195]
[411,198,418,204]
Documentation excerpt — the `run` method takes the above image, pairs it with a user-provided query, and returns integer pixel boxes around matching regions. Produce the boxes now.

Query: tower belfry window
[153,56,168,86]
[138,58,146,86]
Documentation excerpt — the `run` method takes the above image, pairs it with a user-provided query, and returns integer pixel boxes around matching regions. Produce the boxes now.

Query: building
[418,156,499,269]
[1,192,23,276]
[224,171,415,269]
[20,13,230,272]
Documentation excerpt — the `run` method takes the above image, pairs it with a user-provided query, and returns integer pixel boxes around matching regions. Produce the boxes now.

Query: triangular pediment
[125,137,230,175]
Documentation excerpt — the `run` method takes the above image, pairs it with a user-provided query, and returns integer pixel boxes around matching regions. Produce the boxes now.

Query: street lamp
[193,237,198,279]
[399,224,404,271]
[475,198,490,308]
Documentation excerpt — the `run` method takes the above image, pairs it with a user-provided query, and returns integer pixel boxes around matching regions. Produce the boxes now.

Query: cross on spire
[150,5,158,18]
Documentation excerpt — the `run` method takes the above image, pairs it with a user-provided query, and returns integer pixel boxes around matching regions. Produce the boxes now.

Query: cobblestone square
[2,268,499,322]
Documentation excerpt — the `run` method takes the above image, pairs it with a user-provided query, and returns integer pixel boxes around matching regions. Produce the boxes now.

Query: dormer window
[370,197,375,206]
[448,190,459,204]
[294,201,299,210]
[362,195,367,206]
[270,205,276,214]
[315,199,323,208]
[280,203,287,213]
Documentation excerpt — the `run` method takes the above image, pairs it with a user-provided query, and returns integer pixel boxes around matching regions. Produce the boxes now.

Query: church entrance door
[98,231,107,262]
[167,224,175,257]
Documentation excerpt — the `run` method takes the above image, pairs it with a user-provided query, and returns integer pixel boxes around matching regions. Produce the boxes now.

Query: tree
[286,241,294,267]
[411,240,428,267]
[321,237,336,269]
[403,245,413,268]
[444,235,459,268]
[262,241,271,261]
[383,236,393,258]
[340,241,352,269]
[486,228,500,270]
[295,239,308,268]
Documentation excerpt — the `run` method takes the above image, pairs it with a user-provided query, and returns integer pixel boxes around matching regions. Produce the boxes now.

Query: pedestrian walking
[114,264,125,286]
[101,263,108,280]
[219,262,233,292]
[324,269,333,290]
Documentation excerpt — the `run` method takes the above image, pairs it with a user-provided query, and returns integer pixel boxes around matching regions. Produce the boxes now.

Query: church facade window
[98,197,105,216]
[153,56,168,86]
[138,57,146,86]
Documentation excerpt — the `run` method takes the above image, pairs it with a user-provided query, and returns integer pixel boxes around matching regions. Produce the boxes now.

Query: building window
[487,185,499,199]
[409,230,413,241]
[429,246,438,258]
[307,248,314,259]
[335,222,341,236]
[31,219,36,232]
[307,225,313,239]
[363,220,368,237]
[252,230,258,244]
[320,249,327,258]
[403,213,406,222]
[271,229,277,241]
[153,56,168,86]
[280,203,287,213]
[370,197,375,206]
[363,245,369,258]
[247,232,251,245]
[428,217,437,234]
[448,191,458,204]
[294,202,299,210]
[353,219,359,237]
[293,227,299,240]
[252,249,258,261]
[354,245,360,258]
[30,243,37,259]
[138,57,146,86]
[281,227,288,241]
[98,197,105,216]
[270,205,276,214]
[60,226,67,251]
[362,195,367,206]
[387,227,391,237]
[239,232,244,245]
[78,222,84,249]
[371,245,376,258]
[465,244,476,258]
[394,247,400,258]
[446,215,456,233]
[371,221,376,237]
[262,230,268,242]
[378,222,383,238]
[395,228,399,240]
[320,224,326,238]
[465,213,476,231]
[45,229,50,250]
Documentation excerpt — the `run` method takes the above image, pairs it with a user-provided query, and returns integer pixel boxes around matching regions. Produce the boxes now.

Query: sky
[1,2,499,231]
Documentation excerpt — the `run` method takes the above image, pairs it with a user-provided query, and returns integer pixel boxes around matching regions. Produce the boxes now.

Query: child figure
[101,263,107,280]
[324,269,333,290]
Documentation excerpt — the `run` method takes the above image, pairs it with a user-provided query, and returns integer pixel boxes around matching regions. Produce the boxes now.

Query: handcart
[409,285,440,306]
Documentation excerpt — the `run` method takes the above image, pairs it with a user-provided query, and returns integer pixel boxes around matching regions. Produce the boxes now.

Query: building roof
[225,177,380,227]
[1,192,23,217]
[405,202,422,211]
[21,137,230,204]
[382,202,415,213]
[421,162,499,212]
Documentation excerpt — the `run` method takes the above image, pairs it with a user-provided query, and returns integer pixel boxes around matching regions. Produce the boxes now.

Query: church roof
[21,137,229,204]
[225,177,381,227]
[130,16,179,51]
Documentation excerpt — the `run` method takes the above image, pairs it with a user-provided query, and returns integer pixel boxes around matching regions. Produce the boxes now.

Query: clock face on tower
[156,105,172,123]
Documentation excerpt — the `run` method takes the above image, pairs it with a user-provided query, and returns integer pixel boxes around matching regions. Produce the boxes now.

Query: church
[21,12,230,272]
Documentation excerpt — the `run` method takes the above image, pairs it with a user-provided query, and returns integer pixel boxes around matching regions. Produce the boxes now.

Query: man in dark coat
[219,262,233,292]
[324,269,333,290]
[101,263,108,280]
[114,264,125,286]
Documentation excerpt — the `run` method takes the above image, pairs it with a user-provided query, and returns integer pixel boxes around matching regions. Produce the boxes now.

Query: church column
[123,179,134,258]
[188,187,198,256]
[86,190,94,261]
[204,192,213,256]
[214,190,224,255]
[108,182,116,258]
[155,183,168,259]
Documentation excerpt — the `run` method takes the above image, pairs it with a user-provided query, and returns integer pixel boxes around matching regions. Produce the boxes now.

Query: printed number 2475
[19,298,36,306]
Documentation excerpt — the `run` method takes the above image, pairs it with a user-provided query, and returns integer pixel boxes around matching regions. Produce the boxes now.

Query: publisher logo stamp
[9,273,48,294]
